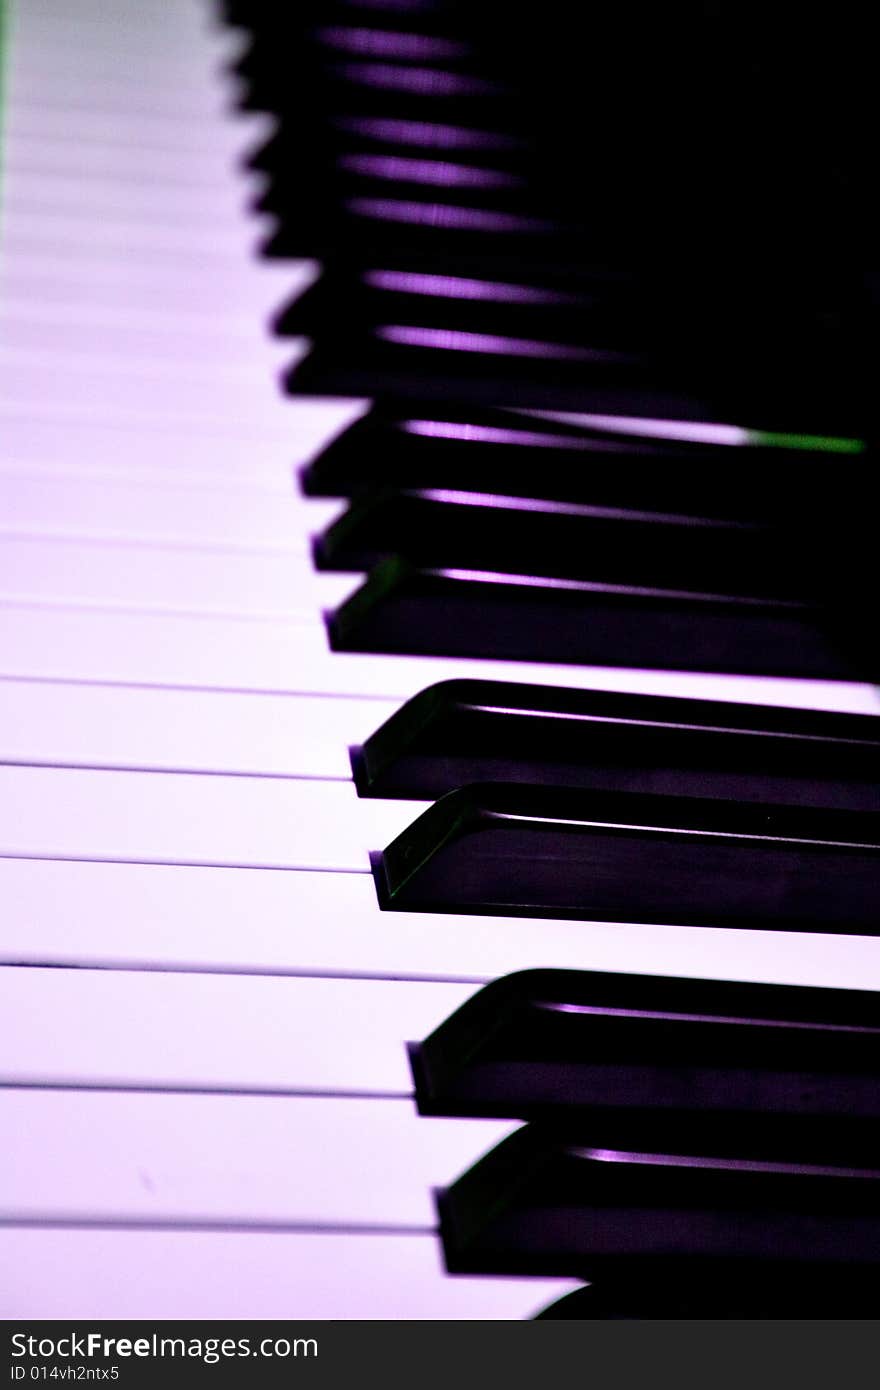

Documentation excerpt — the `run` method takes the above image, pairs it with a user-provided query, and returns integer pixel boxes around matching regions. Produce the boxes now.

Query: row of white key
[1,0,580,1319]
[3,856,878,988]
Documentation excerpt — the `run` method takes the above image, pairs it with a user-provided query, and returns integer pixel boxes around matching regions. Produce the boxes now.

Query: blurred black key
[327,558,869,681]
[286,315,865,425]
[352,679,880,807]
[438,1119,880,1278]
[410,967,880,1121]
[373,783,880,932]
[274,264,620,344]
[278,266,869,428]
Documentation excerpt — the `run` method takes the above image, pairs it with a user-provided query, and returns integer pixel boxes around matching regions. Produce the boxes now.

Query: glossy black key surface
[328,559,871,682]
[352,679,880,808]
[438,1120,880,1278]
[221,0,879,1318]
[314,491,802,599]
[279,266,869,430]
[410,967,880,1122]
[373,784,880,932]
[300,400,866,521]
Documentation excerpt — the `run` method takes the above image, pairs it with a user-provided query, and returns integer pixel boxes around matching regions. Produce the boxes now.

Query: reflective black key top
[352,678,880,808]
[300,400,866,523]
[373,784,880,932]
[438,1119,880,1278]
[410,968,880,1121]
[314,491,797,599]
[328,558,870,681]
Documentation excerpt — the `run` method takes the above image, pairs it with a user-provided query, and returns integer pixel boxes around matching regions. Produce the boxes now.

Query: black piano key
[264,210,578,274]
[372,783,880,932]
[274,264,615,343]
[314,491,805,602]
[327,559,868,682]
[233,26,512,124]
[534,1271,880,1319]
[300,400,865,520]
[285,312,867,428]
[229,0,875,263]
[409,967,880,1122]
[248,123,530,184]
[352,679,880,809]
[277,270,870,428]
[233,21,479,93]
[438,1120,880,1278]
[254,153,543,221]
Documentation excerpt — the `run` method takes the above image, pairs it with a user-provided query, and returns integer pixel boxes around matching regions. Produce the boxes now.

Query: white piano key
[0,538,359,619]
[0,766,421,870]
[6,38,233,90]
[1,250,310,323]
[1,206,263,260]
[0,681,392,778]
[0,968,472,1093]
[0,475,345,549]
[9,0,219,37]
[0,0,581,1327]
[0,1230,577,1319]
[1,100,272,159]
[0,285,304,376]
[0,304,291,369]
[1,263,284,332]
[3,165,246,226]
[3,601,878,714]
[2,129,243,189]
[5,49,233,122]
[4,0,872,1325]
[0,363,318,436]
[0,1091,513,1229]
[0,345,290,419]
[0,402,362,482]
[3,857,879,990]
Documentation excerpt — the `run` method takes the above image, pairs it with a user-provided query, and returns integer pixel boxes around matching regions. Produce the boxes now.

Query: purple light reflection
[339,154,519,189]
[541,1001,880,1032]
[400,419,613,448]
[377,325,617,361]
[315,26,468,59]
[432,567,796,607]
[335,63,498,95]
[334,116,521,151]
[414,488,740,527]
[348,199,553,232]
[524,410,750,447]
[577,1148,880,1179]
[472,706,874,743]
[365,271,574,303]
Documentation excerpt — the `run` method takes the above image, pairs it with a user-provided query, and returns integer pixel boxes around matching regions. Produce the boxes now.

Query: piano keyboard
[2,0,878,1319]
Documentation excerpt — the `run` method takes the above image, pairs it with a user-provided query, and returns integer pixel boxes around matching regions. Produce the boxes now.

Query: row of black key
[226,0,880,1316]
[228,0,876,679]
[226,0,875,431]
[416,968,880,1313]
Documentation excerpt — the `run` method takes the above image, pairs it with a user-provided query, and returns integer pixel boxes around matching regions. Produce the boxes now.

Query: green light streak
[746,430,865,454]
